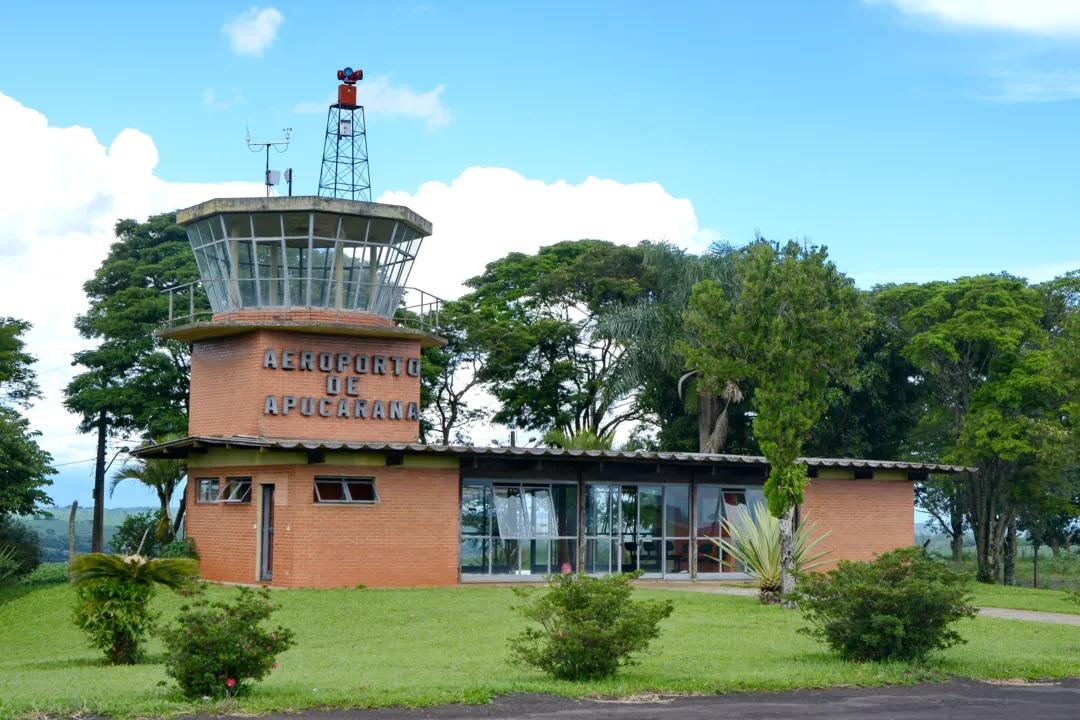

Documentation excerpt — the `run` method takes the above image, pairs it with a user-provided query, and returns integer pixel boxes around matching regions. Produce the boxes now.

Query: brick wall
[186,463,460,588]
[189,329,422,442]
[801,479,914,567]
[210,308,394,327]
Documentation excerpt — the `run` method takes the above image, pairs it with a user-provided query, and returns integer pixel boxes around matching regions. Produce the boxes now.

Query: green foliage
[110,451,187,544]
[161,537,198,559]
[0,513,40,574]
[707,501,832,601]
[110,510,163,557]
[0,318,41,409]
[463,240,650,437]
[69,553,198,590]
[20,561,68,585]
[419,299,490,444]
[543,428,614,450]
[73,577,157,664]
[69,553,198,664]
[0,545,21,586]
[64,213,200,447]
[509,572,674,680]
[790,547,977,662]
[161,586,295,698]
[683,239,867,517]
[0,409,54,516]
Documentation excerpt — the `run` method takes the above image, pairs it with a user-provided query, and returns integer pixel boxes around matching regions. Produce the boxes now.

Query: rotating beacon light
[336,66,363,106]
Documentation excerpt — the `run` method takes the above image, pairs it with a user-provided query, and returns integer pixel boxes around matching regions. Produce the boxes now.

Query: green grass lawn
[967,583,1080,615]
[3,583,1080,719]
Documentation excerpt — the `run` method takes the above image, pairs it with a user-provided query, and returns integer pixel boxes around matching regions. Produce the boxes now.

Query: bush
[110,511,163,557]
[161,586,295,698]
[789,547,976,662]
[74,578,158,664]
[70,554,198,664]
[161,537,198,559]
[508,572,674,680]
[20,561,68,585]
[0,513,40,575]
[0,545,21,586]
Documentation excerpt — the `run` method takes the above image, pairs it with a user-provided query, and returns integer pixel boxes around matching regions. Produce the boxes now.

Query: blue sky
[2,1,1079,507]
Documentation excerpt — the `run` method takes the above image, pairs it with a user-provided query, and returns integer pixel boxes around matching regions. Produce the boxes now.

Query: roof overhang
[156,319,444,346]
[134,435,975,475]
[175,196,433,236]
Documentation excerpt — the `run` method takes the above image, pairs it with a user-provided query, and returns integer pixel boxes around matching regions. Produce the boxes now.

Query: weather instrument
[246,126,292,198]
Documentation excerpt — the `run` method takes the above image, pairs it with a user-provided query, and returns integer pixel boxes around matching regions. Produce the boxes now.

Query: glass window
[586,483,689,577]
[223,214,251,239]
[252,212,281,238]
[197,478,219,503]
[313,477,379,504]
[460,481,577,577]
[282,212,310,237]
[697,486,752,574]
[218,477,252,503]
[312,212,340,239]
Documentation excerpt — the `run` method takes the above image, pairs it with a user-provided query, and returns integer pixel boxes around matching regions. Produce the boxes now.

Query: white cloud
[866,0,1080,36]
[377,167,717,300]
[203,87,245,110]
[0,92,263,488]
[221,6,284,56]
[294,76,450,132]
[975,71,1080,102]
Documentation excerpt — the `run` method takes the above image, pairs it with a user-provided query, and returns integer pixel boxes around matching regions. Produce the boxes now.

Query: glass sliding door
[585,483,689,579]
[696,485,765,576]
[460,480,577,578]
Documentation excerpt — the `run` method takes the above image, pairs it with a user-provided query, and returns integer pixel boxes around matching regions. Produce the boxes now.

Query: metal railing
[162,278,443,336]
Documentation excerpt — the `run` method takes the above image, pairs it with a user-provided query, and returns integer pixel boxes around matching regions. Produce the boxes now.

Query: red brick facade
[801,478,915,568]
[186,461,460,588]
[189,330,422,442]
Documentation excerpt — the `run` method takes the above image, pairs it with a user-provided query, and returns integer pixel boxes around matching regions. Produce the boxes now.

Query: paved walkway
[244,679,1080,719]
[636,581,1080,626]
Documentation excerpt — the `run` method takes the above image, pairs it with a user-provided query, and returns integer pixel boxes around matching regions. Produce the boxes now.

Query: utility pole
[91,411,107,553]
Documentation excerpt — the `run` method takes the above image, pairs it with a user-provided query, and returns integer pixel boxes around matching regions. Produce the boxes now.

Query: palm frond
[69,554,198,590]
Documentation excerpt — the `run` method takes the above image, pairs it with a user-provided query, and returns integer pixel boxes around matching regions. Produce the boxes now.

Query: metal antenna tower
[318,67,371,201]
[247,126,292,197]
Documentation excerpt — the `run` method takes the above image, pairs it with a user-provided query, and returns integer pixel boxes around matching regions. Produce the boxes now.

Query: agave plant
[0,545,21,587]
[707,501,832,604]
[70,554,198,664]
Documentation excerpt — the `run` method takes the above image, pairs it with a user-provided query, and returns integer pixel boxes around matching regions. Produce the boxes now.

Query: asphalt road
[238,678,1080,719]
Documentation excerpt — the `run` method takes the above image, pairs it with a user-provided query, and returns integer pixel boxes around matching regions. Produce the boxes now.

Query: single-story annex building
[135,195,967,589]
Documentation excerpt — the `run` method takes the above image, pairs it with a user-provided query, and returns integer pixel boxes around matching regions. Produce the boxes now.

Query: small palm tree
[70,553,198,664]
[110,442,187,544]
[707,501,831,604]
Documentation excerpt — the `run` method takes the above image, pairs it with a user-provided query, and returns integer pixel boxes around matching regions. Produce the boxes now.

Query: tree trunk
[697,389,719,454]
[1051,539,1061,557]
[1033,542,1040,588]
[950,501,965,561]
[1003,517,1017,586]
[779,508,796,609]
[68,500,78,560]
[966,468,1010,584]
[91,412,107,554]
[173,496,186,539]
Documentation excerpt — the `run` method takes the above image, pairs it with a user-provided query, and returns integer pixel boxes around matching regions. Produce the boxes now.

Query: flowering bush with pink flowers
[160,586,294,698]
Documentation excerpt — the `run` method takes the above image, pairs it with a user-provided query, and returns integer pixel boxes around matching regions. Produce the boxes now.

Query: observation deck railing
[161,278,443,337]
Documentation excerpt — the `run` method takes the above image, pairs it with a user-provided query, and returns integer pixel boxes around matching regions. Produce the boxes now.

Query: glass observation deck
[164,197,441,335]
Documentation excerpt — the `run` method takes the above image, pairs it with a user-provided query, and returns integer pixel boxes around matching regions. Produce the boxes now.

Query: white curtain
[494,488,557,539]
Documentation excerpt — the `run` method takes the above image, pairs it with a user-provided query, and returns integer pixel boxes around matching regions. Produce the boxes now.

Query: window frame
[313,476,380,505]
[196,477,220,504]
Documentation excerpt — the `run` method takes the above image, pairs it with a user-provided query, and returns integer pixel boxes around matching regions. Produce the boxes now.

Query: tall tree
[463,240,650,437]
[64,213,202,552]
[682,240,866,601]
[0,318,54,517]
[419,300,490,444]
[598,241,743,453]
[877,274,1068,583]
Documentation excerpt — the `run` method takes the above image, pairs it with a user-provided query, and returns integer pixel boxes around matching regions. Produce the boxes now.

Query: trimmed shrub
[789,547,976,662]
[160,586,294,698]
[509,571,674,680]
[161,538,198,559]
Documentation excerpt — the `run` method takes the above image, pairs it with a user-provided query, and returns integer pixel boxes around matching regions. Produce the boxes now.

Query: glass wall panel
[460,481,578,578]
[312,212,339,239]
[224,214,251,238]
[233,240,257,307]
[282,212,309,237]
[256,240,286,306]
[308,239,335,307]
[284,239,308,307]
[586,483,689,577]
[252,212,280,238]
[697,485,754,575]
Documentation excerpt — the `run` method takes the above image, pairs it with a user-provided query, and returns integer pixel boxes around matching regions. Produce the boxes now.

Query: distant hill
[21,507,157,562]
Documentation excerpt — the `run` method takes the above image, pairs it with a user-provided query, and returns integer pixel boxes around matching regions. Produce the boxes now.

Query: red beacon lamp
[336,66,363,106]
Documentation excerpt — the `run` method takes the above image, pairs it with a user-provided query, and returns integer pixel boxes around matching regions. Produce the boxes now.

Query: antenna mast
[247,127,292,197]
[318,67,371,201]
